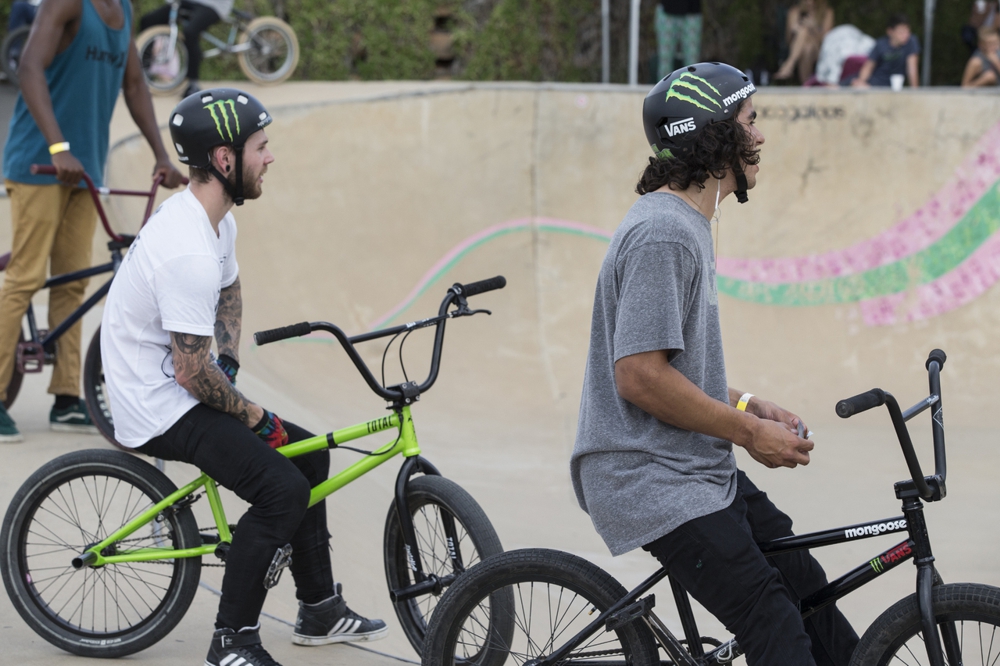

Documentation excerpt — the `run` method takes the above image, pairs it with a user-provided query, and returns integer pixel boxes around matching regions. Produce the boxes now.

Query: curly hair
[636,100,760,196]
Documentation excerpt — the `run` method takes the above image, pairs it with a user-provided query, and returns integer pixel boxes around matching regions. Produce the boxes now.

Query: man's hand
[743,418,814,469]
[746,396,809,439]
[52,151,86,186]
[153,158,186,189]
[253,410,289,449]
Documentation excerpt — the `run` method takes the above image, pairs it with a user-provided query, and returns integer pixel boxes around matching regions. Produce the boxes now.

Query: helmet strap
[207,147,245,206]
[733,165,749,204]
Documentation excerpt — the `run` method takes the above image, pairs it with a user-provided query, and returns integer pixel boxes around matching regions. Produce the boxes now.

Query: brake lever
[449,305,492,318]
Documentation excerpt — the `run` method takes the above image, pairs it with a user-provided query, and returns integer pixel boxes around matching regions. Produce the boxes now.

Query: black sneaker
[292,589,388,645]
[182,81,201,98]
[205,626,282,666]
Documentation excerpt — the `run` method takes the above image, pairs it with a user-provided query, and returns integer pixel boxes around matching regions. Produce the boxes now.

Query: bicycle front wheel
[384,474,503,656]
[1,25,30,87]
[83,326,123,450]
[136,25,188,95]
[423,548,660,666]
[237,16,299,85]
[850,583,1000,666]
[0,449,202,657]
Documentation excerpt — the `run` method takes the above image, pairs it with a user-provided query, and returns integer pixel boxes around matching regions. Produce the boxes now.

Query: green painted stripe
[718,183,1000,305]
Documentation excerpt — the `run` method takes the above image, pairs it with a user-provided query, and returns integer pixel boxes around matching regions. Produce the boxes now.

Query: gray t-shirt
[571,192,736,556]
[191,0,233,19]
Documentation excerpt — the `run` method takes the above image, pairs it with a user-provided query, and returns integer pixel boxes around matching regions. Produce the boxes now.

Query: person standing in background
[962,0,999,54]
[962,27,1000,86]
[0,0,184,443]
[139,0,232,97]
[851,14,920,88]
[655,0,702,80]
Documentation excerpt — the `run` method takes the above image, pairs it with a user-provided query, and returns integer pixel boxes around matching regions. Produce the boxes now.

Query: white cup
[890,73,905,91]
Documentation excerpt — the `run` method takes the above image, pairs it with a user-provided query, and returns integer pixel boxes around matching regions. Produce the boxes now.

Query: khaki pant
[0,180,97,401]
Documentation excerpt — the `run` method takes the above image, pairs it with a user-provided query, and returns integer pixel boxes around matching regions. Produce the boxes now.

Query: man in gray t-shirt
[572,63,858,666]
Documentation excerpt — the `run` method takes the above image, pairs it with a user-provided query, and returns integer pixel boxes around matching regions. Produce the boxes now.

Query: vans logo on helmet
[665,73,722,113]
[664,117,696,137]
[204,99,241,142]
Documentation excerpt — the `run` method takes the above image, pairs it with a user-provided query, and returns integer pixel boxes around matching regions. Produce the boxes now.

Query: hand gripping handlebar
[835,349,947,501]
[252,276,507,403]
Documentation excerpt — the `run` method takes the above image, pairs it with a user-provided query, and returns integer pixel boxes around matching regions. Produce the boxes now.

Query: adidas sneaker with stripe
[204,626,281,666]
[292,588,388,646]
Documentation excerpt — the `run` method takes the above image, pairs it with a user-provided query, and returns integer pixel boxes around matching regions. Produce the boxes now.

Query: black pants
[139,1,220,81]
[643,471,859,666]
[139,404,336,630]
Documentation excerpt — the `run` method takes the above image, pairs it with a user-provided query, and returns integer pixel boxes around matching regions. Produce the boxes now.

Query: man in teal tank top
[0,0,184,442]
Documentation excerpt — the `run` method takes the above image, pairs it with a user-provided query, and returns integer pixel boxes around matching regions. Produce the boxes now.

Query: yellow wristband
[736,392,754,412]
[48,142,70,156]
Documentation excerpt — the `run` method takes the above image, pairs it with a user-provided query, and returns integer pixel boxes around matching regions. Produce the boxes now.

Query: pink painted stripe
[859,229,1000,326]
[716,122,1000,284]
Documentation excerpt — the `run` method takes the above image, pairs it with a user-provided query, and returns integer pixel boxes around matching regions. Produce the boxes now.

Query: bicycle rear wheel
[1,25,30,87]
[0,449,202,657]
[83,326,124,450]
[422,548,660,666]
[384,474,503,656]
[237,16,299,85]
[136,25,188,95]
[850,582,1000,666]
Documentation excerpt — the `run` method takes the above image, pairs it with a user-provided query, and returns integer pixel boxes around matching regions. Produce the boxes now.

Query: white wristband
[736,392,754,412]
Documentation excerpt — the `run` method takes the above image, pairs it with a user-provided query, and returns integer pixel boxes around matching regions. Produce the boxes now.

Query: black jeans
[138,404,336,630]
[643,471,859,666]
[139,1,220,81]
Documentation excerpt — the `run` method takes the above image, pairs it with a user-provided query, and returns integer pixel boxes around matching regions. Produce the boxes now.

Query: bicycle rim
[243,27,293,79]
[138,31,187,93]
[16,472,189,637]
[875,615,1000,665]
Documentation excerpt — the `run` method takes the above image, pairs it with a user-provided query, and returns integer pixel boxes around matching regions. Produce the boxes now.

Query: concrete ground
[1,80,999,665]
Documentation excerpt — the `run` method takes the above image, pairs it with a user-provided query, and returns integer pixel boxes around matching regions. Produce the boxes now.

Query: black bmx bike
[2,165,158,450]
[423,349,1000,666]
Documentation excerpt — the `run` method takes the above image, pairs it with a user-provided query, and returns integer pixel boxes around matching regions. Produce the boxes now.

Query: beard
[227,162,264,200]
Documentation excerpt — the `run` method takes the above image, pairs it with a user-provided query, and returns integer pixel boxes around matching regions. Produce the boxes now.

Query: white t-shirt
[102,188,239,448]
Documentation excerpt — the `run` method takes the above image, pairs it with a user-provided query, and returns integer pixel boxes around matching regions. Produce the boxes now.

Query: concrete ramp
[26,83,999,661]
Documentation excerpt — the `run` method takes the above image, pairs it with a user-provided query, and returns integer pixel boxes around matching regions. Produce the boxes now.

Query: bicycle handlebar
[30,164,165,242]
[835,349,948,501]
[253,276,507,403]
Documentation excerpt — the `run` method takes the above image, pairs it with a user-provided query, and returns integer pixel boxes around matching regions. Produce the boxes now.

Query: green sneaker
[0,401,23,443]
[50,399,98,434]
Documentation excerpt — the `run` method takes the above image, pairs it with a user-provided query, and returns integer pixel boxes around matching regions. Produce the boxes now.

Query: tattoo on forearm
[170,331,257,427]
[215,277,242,360]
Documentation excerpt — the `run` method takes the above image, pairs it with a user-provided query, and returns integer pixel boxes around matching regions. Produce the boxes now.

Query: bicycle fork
[388,455,463,603]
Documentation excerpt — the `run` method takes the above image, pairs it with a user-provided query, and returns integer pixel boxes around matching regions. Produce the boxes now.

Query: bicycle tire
[83,326,125,450]
[850,582,1000,666]
[136,25,188,95]
[0,449,202,657]
[237,16,299,85]
[3,330,26,410]
[1,25,30,88]
[384,474,503,656]
[423,548,660,666]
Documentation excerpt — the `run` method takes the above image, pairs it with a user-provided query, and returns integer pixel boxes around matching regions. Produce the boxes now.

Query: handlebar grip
[30,165,57,175]
[925,349,947,371]
[836,389,886,419]
[456,276,506,298]
[254,322,312,346]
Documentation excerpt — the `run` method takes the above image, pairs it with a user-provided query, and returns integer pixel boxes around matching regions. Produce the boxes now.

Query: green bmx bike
[0,277,507,658]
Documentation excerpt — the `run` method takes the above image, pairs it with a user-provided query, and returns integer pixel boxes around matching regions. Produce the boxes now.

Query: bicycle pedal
[263,543,293,589]
[16,340,47,373]
[605,594,655,632]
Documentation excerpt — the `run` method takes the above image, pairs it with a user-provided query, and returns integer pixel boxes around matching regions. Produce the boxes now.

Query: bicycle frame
[162,0,251,61]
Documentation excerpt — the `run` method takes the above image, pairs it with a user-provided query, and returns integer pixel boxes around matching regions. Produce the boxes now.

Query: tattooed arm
[215,277,242,361]
[170,330,263,427]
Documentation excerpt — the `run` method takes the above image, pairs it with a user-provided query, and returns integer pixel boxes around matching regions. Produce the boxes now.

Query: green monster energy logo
[665,72,722,113]
[204,99,241,142]
[869,557,885,574]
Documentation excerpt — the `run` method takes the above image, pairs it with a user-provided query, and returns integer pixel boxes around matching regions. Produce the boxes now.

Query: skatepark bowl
[1,81,999,665]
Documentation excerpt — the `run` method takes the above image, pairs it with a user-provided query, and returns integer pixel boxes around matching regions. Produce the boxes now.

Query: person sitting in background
[654,0,702,80]
[139,0,231,97]
[962,1,999,54]
[851,14,920,88]
[775,0,834,83]
[962,27,1000,86]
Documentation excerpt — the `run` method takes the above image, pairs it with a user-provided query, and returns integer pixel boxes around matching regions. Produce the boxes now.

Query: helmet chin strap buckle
[734,168,749,204]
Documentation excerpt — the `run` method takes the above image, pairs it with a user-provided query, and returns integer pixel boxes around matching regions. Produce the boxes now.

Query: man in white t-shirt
[101,89,386,666]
